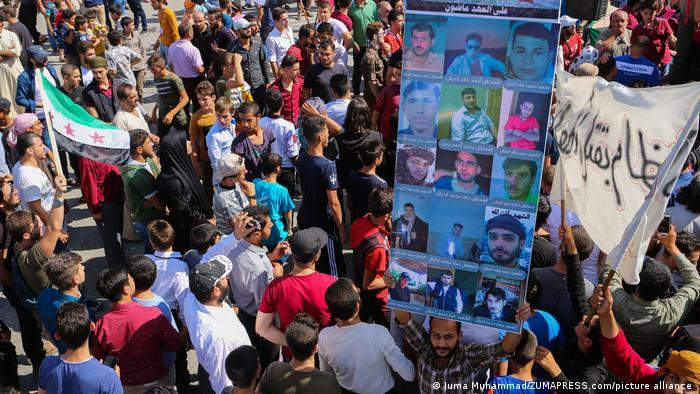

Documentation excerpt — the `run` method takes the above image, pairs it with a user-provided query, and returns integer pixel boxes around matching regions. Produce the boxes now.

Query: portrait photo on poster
[397,80,441,139]
[497,90,552,152]
[472,273,523,324]
[426,198,485,261]
[405,0,561,21]
[489,154,541,204]
[438,84,502,145]
[479,206,535,272]
[443,17,509,79]
[387,258,428,308]
[402,15,447,75]
[504,21,559,83]
[391,191,432,253]
[433,145,494,195]
[395,142,437,187]
[425,266,479,315]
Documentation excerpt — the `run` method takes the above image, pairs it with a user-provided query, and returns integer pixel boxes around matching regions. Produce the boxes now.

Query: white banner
[551,71,700,284]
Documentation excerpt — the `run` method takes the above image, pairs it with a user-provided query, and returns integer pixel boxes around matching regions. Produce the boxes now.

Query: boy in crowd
[189,81,218,200]
[207,97,237,174]
[120,17,148,100]
[259,89,300,196]
[105,30,142,93]
[346,139,387,223]
[254,153,295,248]
[223,345,260,394]
[147,53,189,137]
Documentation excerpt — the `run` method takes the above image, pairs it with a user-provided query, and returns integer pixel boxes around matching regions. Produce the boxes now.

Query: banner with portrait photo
[389,0,561,333]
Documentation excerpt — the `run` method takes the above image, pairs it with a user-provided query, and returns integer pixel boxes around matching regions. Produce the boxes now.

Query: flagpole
[584,269,616,327]
[36,73,66,191]
[559,164,566,226]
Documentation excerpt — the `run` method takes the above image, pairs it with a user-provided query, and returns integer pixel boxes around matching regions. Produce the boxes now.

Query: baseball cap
[233,18,251,31]
[0,97,11,113]
[575,62,599,77]
[215,153,245,182]
[27,45,48,61]
[559,15,578,28]
[289,227,327,263]
[485,214,526,240]
[189,255,232,299]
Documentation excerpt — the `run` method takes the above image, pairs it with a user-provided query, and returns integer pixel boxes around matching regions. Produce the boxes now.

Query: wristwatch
[53,199,65,208]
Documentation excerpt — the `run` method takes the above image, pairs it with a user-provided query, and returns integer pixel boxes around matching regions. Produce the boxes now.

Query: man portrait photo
[395,146,435,187]
[398,81,440,138]
[446,33,506,77]
[392,202,429,252]
[433,151,488,195]
[498,157,538,203]
[435,223,466,260]
[505,22,556,82]
[473,287,516,322]
[428,271,463,313]
[451,88,496,145]
[483,213,527,270]
[503,100,541,150]
[388,272,412,302]
[404,21,445,73]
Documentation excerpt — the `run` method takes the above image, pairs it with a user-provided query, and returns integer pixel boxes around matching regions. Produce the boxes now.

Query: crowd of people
[0,0,699,393]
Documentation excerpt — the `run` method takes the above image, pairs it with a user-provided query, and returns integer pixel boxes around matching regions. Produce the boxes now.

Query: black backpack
[9,248,39,311]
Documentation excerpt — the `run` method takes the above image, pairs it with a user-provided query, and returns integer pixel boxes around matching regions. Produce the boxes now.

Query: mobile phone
[658,215,671,234]
[103,355,118,369]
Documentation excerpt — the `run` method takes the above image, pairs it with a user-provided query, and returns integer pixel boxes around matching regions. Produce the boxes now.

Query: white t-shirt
[265,27,295,66]
[112,108,149,132]
[259,116,299,168]
[317,18,348,49]
[12,162,55,213]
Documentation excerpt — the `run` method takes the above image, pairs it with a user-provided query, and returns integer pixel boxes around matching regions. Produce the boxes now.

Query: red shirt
[560,33,583,71]
[259,271,336,357]
[286,43,312,76]
[373,83,400,142]
[350,214,391,302]
[268,75,304,125]
[384,31,402,54]
[91,301,181,386]
[621,6,639,29]
[632,18,674,66]
[331,11,353,31]
[600,330,661,394]
[78,158,124,215]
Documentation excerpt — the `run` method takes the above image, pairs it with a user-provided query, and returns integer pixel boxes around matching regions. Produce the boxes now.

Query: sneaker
[141,27,148,34]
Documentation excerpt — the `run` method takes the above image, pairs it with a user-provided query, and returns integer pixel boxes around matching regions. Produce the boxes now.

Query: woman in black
[336,98,383,186]
[157,130,214,252]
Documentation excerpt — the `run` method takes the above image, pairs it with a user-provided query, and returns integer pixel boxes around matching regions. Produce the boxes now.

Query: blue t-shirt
[222,13,233,29]
[486,375,554,394]
[39,356,123,394]
[36,288,95,354]
[614,55,661,87]
[253,179,295,247]
[296,153,338,229]
[133,294,177,367]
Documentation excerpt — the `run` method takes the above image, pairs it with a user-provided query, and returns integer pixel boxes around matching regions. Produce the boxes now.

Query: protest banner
[551,71,700,285]
[37,73,131,166]
[388,0,560,332]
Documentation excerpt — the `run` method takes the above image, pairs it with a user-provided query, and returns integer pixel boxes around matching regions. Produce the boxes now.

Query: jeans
[133,221,154,254]
[97,199,126,266]
[3,287,45,369]
[127,0,148,30]
[159,44,170,66]
[352,46,366,95]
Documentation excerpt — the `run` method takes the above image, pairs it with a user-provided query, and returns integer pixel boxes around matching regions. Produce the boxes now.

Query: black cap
[189,255,232,299]
[0,97,11,113]
[289,227,328,263]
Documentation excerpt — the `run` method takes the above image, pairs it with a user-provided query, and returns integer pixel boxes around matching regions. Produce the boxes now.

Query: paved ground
[0,1,316,392]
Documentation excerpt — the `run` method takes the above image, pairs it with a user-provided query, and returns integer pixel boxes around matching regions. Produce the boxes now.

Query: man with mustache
[404,22,444,73]
[473,287,516,322]
[397,81,440,139]
[429,271,463,313]
[391,203,429,253]
[502,158,538,203]
[451,88,496,145]
[484,214,527,270]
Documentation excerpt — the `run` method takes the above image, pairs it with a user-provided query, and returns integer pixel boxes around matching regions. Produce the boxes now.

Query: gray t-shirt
[258,362,341,394]
[212,183,249,235]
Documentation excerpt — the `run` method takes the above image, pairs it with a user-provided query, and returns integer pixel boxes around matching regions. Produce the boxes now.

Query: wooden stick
[36,72,67,192]
[584,269,616,327]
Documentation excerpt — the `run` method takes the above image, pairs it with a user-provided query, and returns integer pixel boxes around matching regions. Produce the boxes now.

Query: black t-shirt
[530,235,559,270]
[303,63,349,103]
[346,171,387,224]
[296,153,338,230]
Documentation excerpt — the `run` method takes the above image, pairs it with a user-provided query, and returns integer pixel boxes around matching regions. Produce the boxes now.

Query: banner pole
[559,165,566,226]
[36,73,67,191]
[584,269,616,327]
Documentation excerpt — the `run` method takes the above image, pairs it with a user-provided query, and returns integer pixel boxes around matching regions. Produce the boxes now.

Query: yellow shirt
[89,24,109,56]
[158,7,180,46]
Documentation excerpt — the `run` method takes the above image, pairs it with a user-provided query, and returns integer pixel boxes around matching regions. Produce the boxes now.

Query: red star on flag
[89,132,105,144]
[49,111,55,123]
[64,123,75,137]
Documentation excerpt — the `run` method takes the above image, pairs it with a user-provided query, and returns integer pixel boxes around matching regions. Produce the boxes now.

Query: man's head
[290,227,327,267]
[259,152,282,178]
[359,139,385,169]
[609,9,629,33]
[225,346,260,389]
[485,287,506,316]
[637,257,672,301]
[402,203,415,220]
[7,210,41,245]
[570,224,594,262]
[453,151,481,184]
[511,329,537,367]
[390,0,404,12]
[439,271,453,286]
[378,1,391,24]
[325,278,360,321]
[196,81,216,113]
[428,317,462,358]
[189,223,221,255]
[217,153,246,186]
[286,313,320,362]
[399,272,410,288]
[630,35,651,58]
[44,252,84,292]
[302,115,329,148]
[460,87,478,111]
[90,56,109,85]
[241,205,272,243]
[451,223,463,237]
[503,158,537,201]
[147,219,175,252]
[120,16,135,34]
[368,187,393,223]
[214,97,234,128]
[16,132,46,161]
[150,0,166,10]
[178,23,193,41]
[117,83,139,112]
[280,55,300,82]
[2,5,17,21]
[207,10,223,28]
[668,232,700,265]
[330,74,350,100]
[55,302,93,350]
[316,0,332,21]
[61,64,81,89]
[272,7,288,32]
[233,17,252,39]
[388,10,404,32]
[129,129,155,159]
[317,40,336,68]
[464,33,482,60]
[639,0,662,25]
[27,45,49,69]
[125,255,157,292]
[190,255,233,305]
[410,22,435,57]
[509,22,555,81]
[298,23,316,47]
[337,0,351,9]
[535,194,551,232]
[237,102,261,135]
[0,177,20,211]
[402,81,440,136]
[399,147,434,183]
[486,214,526,267]
[96,266,135,303]
[78,41,96,66]
[192,11,207,32]
[366,21,384,45]
[147,53,168,79]
[107,30,124,47]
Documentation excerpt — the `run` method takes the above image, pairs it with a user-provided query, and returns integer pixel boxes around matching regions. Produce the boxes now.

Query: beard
[491,247,520,267]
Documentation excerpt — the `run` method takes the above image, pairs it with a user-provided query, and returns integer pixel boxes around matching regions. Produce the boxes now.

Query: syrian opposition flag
[38,73,130,166]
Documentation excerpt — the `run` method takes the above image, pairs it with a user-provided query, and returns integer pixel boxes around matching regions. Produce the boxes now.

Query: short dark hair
[2,5,17,18]
[465,33,482,44]
[503,158,538,179]
[676,177,700,213]
[428,316,461,333]
[571,224,594,262]
[388,9,402,24]
[674,232,700,258]
[75,15,88,27]
[237,101,260,116]
[511,329,538,365]
[301,116,327,142]
[285,313,319,360]
[637,257,671,301]
[117,83,135,101]
[330,74,350,97]
[325,278,358,320]
[318,39,335,51]
[96,266,131,303]
[78,41,94,55]
[511,22,554,52]
[632,35,651,49]
[225,345,259,388]
[359,139,384,167]
[56,302,91,350]
[368,187,393,217]
[148,219,175,251]
[120,16,134,27]
[272,7,287,21]
[196,80,216,97]
[597,56,616,76]
[61,63,77,78]
[316,21,333,35]
[337,0,351,8]
[62,9,76,20]
[461,87,477,97]
[125,255,157,291]
[298,23,315,39]
[6,210,33,241]
[129,129,150,156]
[535,194,551,231]
[404,202,414,209]
[147,53,167,68]
[411,21,434,39]
[16,132,38,157]
[259,153,282,176]
[44,252,82,291]
[242,205,270,233]
[280,55,299,69]
[265,89,283,113]
[177,23,192,39]
[485,287,506,301]
[190,223,221,254]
